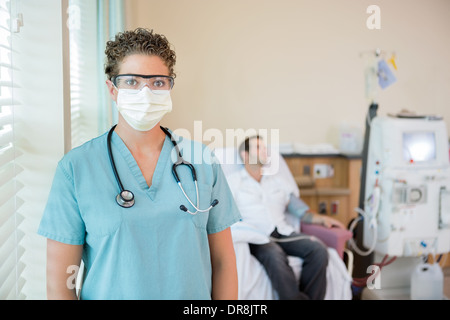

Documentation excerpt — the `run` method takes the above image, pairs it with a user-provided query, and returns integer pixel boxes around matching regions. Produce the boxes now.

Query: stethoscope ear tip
[180,205,188,212]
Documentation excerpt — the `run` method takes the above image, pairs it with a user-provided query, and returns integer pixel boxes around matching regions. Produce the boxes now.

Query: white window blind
[68,0,125,149]
[12,0,70,299]
[0,0,125,299]
[0,0,26,300]
[68,0,100,149]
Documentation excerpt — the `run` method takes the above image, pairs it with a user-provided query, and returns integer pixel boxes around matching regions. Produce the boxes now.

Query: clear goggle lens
[113,75,174,92]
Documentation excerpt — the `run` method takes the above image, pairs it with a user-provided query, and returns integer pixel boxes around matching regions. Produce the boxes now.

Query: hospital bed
[213,147,353,300]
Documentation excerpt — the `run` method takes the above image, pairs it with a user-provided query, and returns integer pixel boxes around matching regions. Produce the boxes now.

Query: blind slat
[0,146,21,169]
[0,252,25,300]
[0,144,14,168]
[0,97,19,106]
[0,25,11,34]
[0,80,19,88]
[0,216,24,260]
[0,125,13,147]
[0,215,15,249]
[0,196,24,227]
[0,43,15,52]
[11,275,26,300]
[0,162,21,188]
[0,221,24,263]
[0,212,24,297]
[0,62,18,70]
[0,110,12,128]
[0,179,23,209]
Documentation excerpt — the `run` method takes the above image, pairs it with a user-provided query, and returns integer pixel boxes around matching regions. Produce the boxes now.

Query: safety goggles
[111,74,175,92]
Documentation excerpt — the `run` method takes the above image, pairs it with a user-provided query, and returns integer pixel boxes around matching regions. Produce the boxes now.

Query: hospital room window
[0,0,26,300]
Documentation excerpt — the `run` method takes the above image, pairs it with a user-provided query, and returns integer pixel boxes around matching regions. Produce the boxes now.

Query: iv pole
[351,48,386,285]
[351,102,377,281]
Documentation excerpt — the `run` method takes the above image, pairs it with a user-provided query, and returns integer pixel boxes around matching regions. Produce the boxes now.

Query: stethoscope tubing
[108,125,135,208]
[107,125,124,191]
[177,181,217,215]
[107,125,218,213]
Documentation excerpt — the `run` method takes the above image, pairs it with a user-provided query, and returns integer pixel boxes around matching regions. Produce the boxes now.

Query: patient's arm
[302,211,346,229]
[286,193,310,218]
[287,193,346,229]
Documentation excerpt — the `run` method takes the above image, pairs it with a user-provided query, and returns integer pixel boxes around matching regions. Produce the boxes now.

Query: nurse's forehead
[118,54,169,75]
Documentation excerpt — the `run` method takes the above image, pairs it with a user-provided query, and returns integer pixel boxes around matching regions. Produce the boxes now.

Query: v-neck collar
[110,130,171,199]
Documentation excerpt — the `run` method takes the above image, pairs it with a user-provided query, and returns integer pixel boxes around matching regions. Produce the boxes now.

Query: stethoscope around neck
[107,124,219,214]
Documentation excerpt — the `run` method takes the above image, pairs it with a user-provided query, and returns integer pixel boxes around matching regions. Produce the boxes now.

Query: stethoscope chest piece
[116,190,135,208]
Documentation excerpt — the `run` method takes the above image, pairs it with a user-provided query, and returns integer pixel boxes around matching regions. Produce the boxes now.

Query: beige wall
[124,0,450,149]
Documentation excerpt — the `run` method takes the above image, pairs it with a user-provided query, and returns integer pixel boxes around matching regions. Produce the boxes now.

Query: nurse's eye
[152,79,167,88]
[116,76,140,89]
[124,78,138,87]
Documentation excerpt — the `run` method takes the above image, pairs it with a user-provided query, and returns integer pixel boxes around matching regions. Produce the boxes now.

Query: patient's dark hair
[238,135,262,161]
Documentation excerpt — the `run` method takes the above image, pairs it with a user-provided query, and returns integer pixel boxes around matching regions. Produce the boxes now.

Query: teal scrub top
[37,129,242,300]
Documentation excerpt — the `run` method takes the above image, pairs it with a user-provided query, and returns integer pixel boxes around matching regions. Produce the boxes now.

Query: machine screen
[403,131,436,162]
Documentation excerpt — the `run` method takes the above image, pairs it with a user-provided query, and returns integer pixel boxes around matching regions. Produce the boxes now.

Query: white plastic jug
[410,263,444,300]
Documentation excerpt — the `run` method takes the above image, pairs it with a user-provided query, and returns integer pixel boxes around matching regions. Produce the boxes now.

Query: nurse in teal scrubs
[38,28,241,300]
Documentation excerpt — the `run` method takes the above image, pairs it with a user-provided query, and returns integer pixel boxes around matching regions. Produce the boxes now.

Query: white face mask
[116,87,172,131]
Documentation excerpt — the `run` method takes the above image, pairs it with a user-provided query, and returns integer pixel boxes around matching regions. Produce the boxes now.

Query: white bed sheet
[233,240,352,300]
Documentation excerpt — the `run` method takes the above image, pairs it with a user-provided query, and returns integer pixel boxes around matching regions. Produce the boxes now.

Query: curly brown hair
[104,28,176,80]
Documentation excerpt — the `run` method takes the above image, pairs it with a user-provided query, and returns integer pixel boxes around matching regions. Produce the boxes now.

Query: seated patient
[227,135,345,300]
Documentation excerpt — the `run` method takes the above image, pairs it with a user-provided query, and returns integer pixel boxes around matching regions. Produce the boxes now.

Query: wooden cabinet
[283,153,362,227]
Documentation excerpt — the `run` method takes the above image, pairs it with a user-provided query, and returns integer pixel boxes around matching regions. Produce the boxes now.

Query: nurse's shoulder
[56,131,109,175]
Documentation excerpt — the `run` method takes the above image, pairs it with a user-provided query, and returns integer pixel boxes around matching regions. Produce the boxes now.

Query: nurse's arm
[46,239,83,300]
[208,227,238,300]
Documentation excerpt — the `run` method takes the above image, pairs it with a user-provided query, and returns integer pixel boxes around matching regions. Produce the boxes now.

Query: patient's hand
[313,213,346,229]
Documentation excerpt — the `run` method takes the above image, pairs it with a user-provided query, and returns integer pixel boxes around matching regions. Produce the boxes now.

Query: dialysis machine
[361,114,450,298]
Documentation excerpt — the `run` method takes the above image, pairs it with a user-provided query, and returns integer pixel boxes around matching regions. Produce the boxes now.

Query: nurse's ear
[105,79,118,102]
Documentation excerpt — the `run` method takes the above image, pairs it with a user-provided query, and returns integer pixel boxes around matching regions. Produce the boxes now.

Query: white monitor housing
[363,115,450,257]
